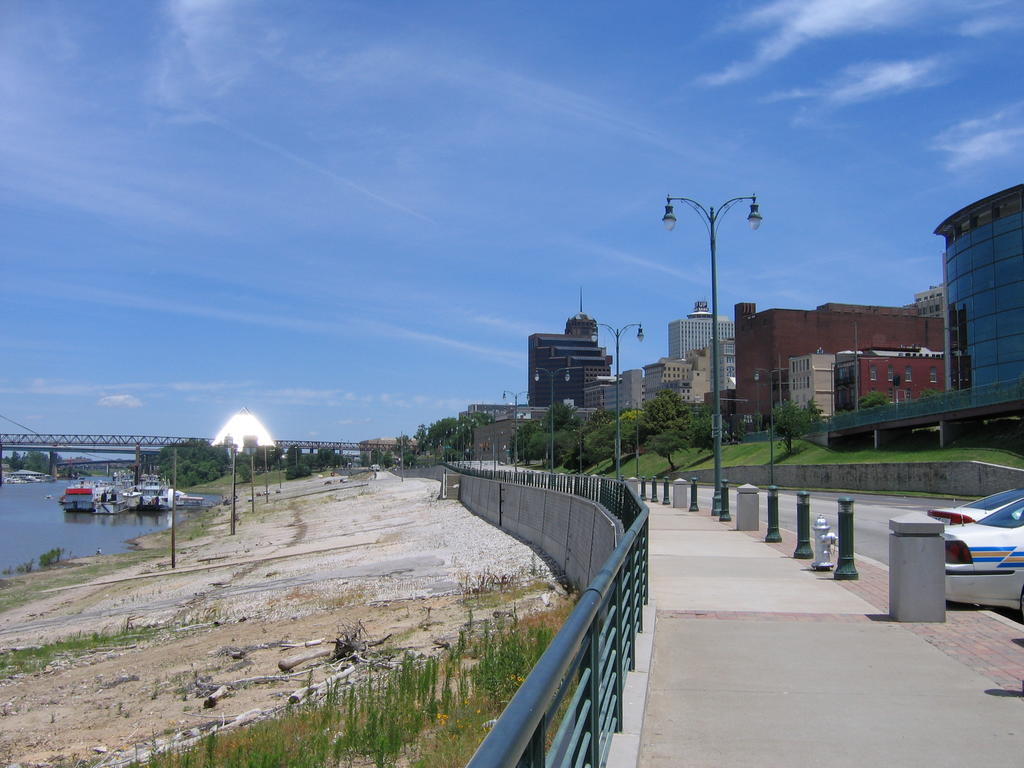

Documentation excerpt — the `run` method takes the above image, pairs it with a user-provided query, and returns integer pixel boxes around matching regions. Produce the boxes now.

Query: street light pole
[502,389,528,469]
[597,322,644,480]
[754,367,785,486]
[534,367,576,472]
[663,193,762,517]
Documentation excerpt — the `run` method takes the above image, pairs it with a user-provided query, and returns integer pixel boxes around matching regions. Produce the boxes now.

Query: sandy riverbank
[0,471,563,766]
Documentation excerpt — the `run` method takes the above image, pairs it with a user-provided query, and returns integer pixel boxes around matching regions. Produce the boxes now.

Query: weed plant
[0,625,161,676]
[134,602,569,768]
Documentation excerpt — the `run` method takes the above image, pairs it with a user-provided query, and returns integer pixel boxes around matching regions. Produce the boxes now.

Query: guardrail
[807,377,1024,434]
[448,464,649,768]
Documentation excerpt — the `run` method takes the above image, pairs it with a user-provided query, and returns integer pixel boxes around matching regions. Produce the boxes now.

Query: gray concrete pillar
[939,420,964,448]
[672,479,687,508]
[889,513,945,622]
[735,483,760,531]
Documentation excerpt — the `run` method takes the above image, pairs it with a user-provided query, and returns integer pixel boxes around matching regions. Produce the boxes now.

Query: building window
[870,365,877,381]
[930,366,937,383]
[887,364,894,381]
[905,366,912,383]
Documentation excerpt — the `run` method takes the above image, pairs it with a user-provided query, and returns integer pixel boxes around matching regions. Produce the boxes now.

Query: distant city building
[935,184,1024,389]
[528,311,612,407]
[643,357,692,402]
[833,347,944,411]
[620,369,644,409]
[668,301,734,360]
[788,352,836,417]
[912,285,945,318]
[461,403,513,421]
[733,301,944,419]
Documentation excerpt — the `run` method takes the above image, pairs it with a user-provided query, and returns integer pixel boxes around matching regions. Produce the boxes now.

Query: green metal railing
[450,464,649,768]
[810,377,1024,434]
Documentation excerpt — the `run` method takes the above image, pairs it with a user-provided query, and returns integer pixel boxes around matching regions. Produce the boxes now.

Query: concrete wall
[458,475,623,591]
[678,460,1024,497]
[401,466,446,482]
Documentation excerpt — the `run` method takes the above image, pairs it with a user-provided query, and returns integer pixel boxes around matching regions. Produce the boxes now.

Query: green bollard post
[689,477,699,511]
[835,497,859,580]
[718,478,731,522]
[794,491,813,559]
[662,477,670,505]
[766,485,781,543]
[640,476,647,500]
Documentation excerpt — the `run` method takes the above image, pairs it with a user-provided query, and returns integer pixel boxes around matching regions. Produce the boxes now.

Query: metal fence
[806,377,1024,434]
[449,464,649,768]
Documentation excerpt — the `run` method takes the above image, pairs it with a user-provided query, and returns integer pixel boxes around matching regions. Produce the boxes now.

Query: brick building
[834,347,944,411]
[734,302,944,420]
[528,312,612,407]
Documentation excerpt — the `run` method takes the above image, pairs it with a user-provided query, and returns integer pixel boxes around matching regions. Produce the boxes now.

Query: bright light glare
[212,408,275,448]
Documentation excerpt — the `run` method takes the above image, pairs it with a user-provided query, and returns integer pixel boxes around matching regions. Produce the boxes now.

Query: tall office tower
[528,311,611,407]
[668,301,735,359]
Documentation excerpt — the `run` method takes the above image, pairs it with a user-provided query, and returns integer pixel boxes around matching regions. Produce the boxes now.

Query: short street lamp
[663,193,762,518]
[597,322,644,480]
[534,367,575,471]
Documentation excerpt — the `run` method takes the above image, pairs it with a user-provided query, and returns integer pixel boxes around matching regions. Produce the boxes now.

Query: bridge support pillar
[939,420,964,448]
[49,451,56,477]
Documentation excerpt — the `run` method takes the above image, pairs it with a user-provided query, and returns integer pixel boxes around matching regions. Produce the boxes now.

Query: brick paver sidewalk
[682,505,1024,695]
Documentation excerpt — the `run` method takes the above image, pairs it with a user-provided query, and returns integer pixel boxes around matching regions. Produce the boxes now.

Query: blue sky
[2,0,1022,444]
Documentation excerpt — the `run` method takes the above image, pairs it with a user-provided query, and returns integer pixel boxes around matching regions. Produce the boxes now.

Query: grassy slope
[575,419,1024,477]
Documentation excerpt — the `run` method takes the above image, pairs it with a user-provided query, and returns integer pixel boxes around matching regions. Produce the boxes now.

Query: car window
[979,500,1024,528]
[968,488,1024,511]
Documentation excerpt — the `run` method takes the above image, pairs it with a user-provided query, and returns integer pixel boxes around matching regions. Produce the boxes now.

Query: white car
[928,487,1024,525]
[944,498,1024,617]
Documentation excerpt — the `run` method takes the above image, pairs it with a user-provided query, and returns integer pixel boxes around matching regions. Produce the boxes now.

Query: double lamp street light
[502,388,528,468]
[662,194,762,519]
[534,366,578,472]
[597,322,644,480]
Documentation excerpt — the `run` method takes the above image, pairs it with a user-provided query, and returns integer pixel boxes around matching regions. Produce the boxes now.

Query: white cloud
[932,103,1024,170]
[98,394,143,408]
[959,11,1024,37]
[827,58,942,104]
[700,0,942,86]
[762,57,942,107]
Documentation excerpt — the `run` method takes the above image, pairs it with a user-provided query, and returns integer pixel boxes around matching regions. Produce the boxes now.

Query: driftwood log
[203,685,229,708]
[277,624,390,672]
[277,646,333,672]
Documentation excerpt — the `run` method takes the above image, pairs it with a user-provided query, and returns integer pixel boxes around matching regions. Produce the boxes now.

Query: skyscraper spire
[579,286,583,314]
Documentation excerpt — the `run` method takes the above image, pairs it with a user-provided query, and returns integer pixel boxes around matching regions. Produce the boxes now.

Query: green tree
[156,441,230,489]
[642,390,689,434]
[6,451,24,471]
[646,430,688,471]
[771,400,823,454]
[859,391,890,409]
[919,388,942,399]
[688,406,714,452]
[23,451,51,474]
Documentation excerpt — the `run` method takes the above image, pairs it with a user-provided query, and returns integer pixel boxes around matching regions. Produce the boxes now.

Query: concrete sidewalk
[634,490,1024,767]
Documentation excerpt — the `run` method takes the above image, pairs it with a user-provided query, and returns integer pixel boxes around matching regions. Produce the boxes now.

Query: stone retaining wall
[676,460,1024,497]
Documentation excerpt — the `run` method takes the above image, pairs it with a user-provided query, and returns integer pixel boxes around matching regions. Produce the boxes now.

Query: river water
[0,479,213,573]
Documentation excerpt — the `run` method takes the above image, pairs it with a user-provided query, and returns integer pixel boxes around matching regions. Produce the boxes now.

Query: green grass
[0,624,161,676]
[563,419,1024,479]
[133,598,571,768]
[0,548,165,614]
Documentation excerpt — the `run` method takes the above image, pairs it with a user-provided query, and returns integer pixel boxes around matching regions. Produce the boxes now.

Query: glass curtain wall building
[935,185,1024,389]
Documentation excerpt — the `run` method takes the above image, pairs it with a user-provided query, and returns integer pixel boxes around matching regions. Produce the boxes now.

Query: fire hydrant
[812,514,838,571]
